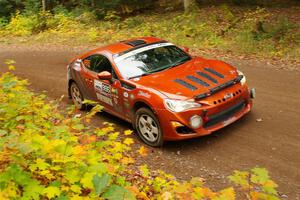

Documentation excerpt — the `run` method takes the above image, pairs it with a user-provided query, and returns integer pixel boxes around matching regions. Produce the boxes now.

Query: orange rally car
[67,37,255,146]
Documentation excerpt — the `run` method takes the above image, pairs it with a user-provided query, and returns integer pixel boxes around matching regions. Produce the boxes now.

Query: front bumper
[156,85,254,141]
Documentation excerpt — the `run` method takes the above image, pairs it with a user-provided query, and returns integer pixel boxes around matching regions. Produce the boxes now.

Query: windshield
[114,44,191,79]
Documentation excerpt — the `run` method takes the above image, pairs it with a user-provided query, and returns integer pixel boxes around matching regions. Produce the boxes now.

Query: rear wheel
[135,107,163,147]
[70,82,85,110]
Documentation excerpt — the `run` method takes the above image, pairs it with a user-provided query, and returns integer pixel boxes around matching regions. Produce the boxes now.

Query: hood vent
[204,68,224,79]
[174,79,197,91]
[186,75,210,87]
[196,71,218,84]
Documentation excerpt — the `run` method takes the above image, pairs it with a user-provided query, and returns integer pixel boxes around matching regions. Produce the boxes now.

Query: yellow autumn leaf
[121,156,135,165]
[50,165,61,171]
[0,183,18,199]
[124,130,133,135]
[215,187,236,200]
[137,191,150,200]
[70,195,92,200]
[43,186,61,199]
[80,172,94,189]
[8,65,15,71]
[61,185,70,192]
[0,191,10,200]
[250,191,260,200]
[70,184,82,194]
[4,59,15,65]
[199,188,216,198]
[40,169,55,180]
[114,153,123,160]
[138,146,149,157]
[73,145,86,156]
[123,138,134,145]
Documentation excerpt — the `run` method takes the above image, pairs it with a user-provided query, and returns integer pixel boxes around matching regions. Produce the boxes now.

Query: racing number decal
[94,80,113,106]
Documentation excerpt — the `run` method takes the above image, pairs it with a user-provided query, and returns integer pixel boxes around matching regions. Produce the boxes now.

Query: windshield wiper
[129,72,152,79]
[129,67,168,79]
[169,57,191,69]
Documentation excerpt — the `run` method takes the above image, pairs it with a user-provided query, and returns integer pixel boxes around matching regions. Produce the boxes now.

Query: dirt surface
[1,44,300,199]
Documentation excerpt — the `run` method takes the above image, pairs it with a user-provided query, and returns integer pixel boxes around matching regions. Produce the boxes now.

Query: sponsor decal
[130,94,135,100]
[96,93,113,106]
[224,93,233,100]
[112,88,118,96]
[102,83,111,95]
[94,80,113,105]
[133,78,140,81]
[230,70,236,75]
[222,116,236,127]
[94,80,111,96]
[123,92,129,98]
[138,91,151,98]
[94,80,102,91]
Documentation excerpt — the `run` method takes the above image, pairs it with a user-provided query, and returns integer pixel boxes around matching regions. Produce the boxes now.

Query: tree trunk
[183,0,193,12]
[42,0,46,11]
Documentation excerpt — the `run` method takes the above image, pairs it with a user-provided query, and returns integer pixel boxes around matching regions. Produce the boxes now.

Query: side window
[83,54,118,79]
[83,55,112,73]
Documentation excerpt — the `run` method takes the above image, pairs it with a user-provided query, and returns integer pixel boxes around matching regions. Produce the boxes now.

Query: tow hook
[250,88,256,99]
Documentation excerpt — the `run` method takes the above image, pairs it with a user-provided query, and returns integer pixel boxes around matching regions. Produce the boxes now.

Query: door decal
[94,80,113,106]
[96,93,113,106]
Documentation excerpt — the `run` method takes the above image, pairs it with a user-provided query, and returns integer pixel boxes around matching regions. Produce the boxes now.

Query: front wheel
[70,82,86,110]
[135,107,163,147]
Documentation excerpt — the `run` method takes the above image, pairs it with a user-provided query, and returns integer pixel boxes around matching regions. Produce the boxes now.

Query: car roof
[86,36,166,56]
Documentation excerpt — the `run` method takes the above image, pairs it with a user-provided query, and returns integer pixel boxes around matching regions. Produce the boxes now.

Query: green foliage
[0,62,282,199]
[1,5,299,59]
[0,17,8,27]
[229,167,280,199]
[103,185,136,200]
[4,11,38,36]
[0,65,136,199]
[93,174,111,195]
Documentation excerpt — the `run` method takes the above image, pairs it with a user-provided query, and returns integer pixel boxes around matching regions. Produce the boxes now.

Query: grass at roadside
[0,6,299,61]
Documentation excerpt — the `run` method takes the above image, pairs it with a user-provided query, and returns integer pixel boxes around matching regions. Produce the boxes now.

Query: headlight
[237,70,246,85]
[164,99,202,112]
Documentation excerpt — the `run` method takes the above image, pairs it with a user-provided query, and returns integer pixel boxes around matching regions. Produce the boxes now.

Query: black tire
[135,107,163,147]
[70,82,86,110]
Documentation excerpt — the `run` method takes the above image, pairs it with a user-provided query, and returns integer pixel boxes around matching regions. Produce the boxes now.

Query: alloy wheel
[70,83,83,109]
[138,114,159,142]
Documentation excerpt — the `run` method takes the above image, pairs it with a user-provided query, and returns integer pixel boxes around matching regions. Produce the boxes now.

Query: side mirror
[183,47,190,53]
[73,59,82,68]
[97,71,112,80]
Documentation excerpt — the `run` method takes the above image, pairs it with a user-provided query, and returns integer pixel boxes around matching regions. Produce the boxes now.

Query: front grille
[213,89,243,105]
[204,101,246,128]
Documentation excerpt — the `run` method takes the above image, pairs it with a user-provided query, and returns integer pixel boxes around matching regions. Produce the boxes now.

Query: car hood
[130,57,238,100]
